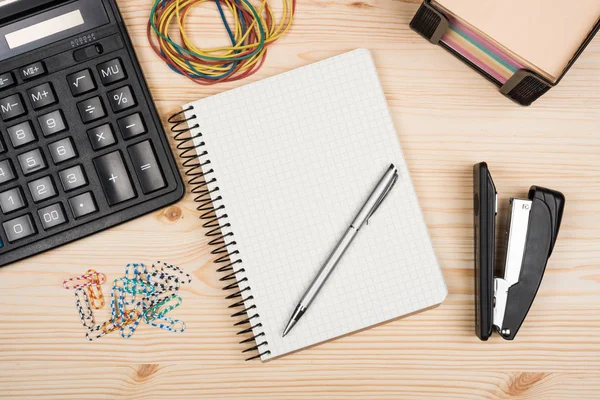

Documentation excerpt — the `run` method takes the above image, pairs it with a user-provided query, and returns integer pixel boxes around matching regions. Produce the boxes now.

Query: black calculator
[0,0,184,267]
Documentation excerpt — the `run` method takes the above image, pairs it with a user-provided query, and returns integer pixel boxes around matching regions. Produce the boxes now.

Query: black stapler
[473,162,565,341]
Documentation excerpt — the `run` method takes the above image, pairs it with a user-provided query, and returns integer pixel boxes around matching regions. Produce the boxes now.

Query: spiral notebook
[170,49,448,361]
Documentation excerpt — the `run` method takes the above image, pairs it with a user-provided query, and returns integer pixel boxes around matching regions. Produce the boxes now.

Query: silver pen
[282,164,399,337]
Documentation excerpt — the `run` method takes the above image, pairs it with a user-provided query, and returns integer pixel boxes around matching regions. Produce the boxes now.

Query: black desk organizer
[410,1,600,106]
[0,0,184,267]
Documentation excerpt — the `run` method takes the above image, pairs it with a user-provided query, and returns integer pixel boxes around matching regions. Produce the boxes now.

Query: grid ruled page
[184,49,447,360]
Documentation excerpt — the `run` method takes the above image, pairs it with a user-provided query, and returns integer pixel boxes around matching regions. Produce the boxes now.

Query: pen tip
[282,319,295,338]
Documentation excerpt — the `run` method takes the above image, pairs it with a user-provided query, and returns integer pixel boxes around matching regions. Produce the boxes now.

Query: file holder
[410,1,600,106]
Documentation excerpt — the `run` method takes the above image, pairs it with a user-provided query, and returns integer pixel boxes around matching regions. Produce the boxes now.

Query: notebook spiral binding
[168,107,270,361]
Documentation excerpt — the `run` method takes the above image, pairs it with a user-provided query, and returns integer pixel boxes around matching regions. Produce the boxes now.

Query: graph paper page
[184,49,447,360]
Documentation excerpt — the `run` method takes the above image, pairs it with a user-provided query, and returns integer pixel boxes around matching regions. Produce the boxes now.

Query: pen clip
[366,171,398,225]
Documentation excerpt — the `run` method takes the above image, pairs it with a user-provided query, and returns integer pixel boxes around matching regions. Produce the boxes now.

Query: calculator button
[128,141,166,194]
[69,192,98,219]
[27,82,56,110]
[0,72,15,91]
[20,61,46,81]
[67,69,96,96]
[0,93,26,121]
[38,110,67,137]
[0,159,16,185]
[28,176,57,203]
[0,187,26,214]
[107,86,136,113]
[88,124,116,150]
[58,165,87,192]
[3,214,36,243]
[97,58,126,85]
[38,203,67,230]
[59,165,87,192]
[0,136,4,153]
[18,149,46,175]
[118,113,146,139]
[7,121,36,148]
[48,137,77,164]
[78,97,106,123]
[94,151,136,206]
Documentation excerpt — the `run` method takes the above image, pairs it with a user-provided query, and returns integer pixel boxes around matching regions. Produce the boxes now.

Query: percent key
[108,86,136,113]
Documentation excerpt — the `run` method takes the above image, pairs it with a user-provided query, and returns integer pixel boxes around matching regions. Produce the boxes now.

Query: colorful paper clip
[86,310,141,341]
[144,294,182,323]
[74,289,95,329]
[148,315,186,333]
[63,269,106,290]
[64,269,105,310]
[114,277,155,297]
[120,310,143,339]
[149,274,181,295]
[86,270,105,309]
[152,261,192,285]
[110,285,125,319]
[125,263,152,282]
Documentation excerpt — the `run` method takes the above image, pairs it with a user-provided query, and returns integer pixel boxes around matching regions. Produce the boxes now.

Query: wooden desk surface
[1,1,599,399]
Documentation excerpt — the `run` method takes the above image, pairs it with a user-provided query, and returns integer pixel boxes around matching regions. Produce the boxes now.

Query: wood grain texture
[1,0,599,398]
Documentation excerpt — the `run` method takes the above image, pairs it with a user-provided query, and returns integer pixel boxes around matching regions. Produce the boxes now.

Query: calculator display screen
[0,0,109,62]
[0,0,20,8]
[6,9,84,49]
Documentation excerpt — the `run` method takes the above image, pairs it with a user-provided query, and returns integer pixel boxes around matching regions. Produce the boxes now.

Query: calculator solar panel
[0,0,184,267]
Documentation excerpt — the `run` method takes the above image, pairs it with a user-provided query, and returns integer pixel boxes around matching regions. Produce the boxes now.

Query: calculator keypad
[0,31,182,267]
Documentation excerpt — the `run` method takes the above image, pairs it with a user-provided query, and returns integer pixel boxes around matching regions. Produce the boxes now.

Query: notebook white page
[183,49,447,361]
